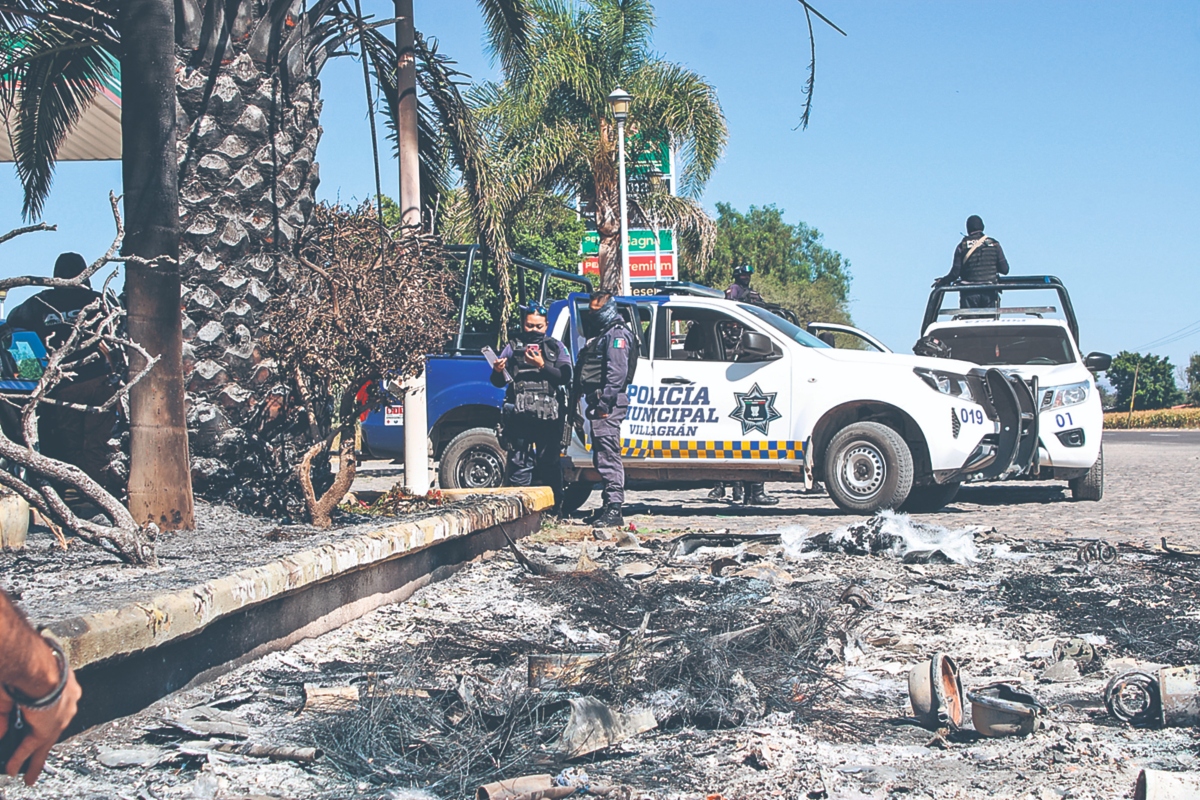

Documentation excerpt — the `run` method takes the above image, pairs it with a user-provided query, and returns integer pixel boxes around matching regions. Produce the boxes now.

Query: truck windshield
[936,325,1076,366]
[738,304,830,348]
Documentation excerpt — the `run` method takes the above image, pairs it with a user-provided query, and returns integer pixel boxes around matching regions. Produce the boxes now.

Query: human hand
[523,348,544,368]
[493,357,507,373]
[5,668,81,785]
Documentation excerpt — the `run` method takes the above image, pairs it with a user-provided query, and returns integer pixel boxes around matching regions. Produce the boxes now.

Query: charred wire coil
[1077,541,1118,565]
[1105,670,1160,726]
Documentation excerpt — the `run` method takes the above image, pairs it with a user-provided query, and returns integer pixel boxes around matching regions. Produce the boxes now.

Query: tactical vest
[960,238,1003,283]
[511,341,561,421]
[578,328,637,391]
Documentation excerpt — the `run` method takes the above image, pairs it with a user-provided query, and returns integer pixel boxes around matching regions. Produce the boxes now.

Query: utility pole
[396,0,428,494]
[120,0,195,529]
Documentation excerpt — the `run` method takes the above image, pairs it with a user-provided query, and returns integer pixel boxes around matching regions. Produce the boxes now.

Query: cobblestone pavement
[565,430,1200,548]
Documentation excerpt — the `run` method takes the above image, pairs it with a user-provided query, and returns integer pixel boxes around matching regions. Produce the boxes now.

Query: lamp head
[607,87,632,121]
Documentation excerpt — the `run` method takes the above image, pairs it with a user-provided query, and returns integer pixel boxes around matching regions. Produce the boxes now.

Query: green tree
[1106,351,1184,411]
[479,0,727,293]
[1186,352,1200,406]
[700,202,853,325]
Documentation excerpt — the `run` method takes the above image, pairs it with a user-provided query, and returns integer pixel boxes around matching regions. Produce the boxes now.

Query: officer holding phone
[490,304,572,506]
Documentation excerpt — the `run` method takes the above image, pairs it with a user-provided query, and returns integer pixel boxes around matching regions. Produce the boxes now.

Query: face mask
[517,327,546,344]
[582,302,619,337]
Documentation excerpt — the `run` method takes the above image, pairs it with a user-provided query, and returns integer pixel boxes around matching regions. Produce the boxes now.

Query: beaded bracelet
[4,636,68,710]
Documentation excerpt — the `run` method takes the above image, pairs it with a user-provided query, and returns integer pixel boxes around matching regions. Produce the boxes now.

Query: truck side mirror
[1084,352,1112,372]
[740,331,779,361]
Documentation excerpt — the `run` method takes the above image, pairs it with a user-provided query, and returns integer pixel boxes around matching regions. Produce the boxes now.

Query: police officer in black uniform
[708,265,779,507]
[724,264,762,303]
[937,215,1010,308]
[491,303,572,504]
[575,291,635,528]
[4,252,121,493]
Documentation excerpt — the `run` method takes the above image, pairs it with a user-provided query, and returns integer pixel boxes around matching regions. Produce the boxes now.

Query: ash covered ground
[9,513,1200,800]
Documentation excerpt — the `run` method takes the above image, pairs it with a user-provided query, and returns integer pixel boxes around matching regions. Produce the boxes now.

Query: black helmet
[965,215,984,234]
[733,264,755,277]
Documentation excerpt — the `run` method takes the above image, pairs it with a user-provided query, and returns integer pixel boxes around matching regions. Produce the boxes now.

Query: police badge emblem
[729,383,782,435]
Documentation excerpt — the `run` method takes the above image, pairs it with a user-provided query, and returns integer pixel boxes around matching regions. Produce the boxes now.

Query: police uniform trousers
[43,375,118,487]
[958,282,1000,309]
[590,395,628,506]
[504,415,565,501]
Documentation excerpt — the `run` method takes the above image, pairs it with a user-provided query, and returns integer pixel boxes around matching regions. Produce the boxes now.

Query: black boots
[745,483,778,506]
[591,503,624,528]
[732,482,746,503]
[707,482,726,500]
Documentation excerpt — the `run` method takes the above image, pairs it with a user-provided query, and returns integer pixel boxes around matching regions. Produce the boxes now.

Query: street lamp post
[608,87,632,296]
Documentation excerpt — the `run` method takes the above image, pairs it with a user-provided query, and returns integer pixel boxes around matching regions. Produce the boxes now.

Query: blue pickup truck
[359,246,593,489]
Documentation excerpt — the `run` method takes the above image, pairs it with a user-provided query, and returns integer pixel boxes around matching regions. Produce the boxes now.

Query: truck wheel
[824,422,914,513]
[1069,446,1104,501]
[900,481,961,513]
[438,428,506,490]
[560,481,595,516]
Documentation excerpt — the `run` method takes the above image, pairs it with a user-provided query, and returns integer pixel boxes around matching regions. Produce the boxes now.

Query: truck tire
[824,422,914,513]
[1069,446,1104,501]
[900,481,961,513]
[560,481,595,516]
[438,428,506,490]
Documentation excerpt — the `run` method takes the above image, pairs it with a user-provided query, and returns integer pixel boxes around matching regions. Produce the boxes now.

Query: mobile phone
[0,705,28,773]
[526,344,541,355]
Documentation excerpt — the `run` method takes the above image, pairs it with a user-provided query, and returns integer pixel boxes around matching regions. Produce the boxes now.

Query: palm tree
[476,0,727,293]
[0,0,528,516]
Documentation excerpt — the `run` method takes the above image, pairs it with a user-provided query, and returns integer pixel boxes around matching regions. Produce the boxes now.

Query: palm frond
[477,0,530,73]
[3,28,115,219]
[626,58,726,198]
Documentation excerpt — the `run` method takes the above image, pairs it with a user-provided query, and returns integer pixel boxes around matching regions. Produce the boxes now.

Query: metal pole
[403,370,430,495]
[617,117,630,296]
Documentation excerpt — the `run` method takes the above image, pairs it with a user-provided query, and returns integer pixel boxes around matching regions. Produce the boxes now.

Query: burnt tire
[900,481,961,513]
[824,422,914,514]
[560,481,595,516]
[1069,446,1104,501]
[438,427,505,490]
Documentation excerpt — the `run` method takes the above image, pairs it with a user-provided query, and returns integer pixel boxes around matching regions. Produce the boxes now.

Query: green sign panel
[631,137,671,176]
[581,229,673,255]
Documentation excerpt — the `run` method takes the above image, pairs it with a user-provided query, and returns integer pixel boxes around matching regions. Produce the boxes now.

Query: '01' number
[959,408,984,425]
[1055,411,1074,428]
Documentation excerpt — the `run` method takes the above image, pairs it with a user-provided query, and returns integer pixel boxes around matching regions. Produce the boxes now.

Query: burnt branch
[0,197,159,565]
[262,201,457,526]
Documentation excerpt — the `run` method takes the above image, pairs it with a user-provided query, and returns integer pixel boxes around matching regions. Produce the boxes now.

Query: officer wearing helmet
[491,303,573,504]
[725,264,764,304]
[936,215,1010,308]
[575,291,636,528]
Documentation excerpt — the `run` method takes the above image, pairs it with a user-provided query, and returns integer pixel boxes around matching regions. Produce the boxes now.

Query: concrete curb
[48,487,553,672]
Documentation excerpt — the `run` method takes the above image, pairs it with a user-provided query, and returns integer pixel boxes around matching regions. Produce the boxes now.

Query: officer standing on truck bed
[937,215,1010,309]
[576,291,636,528]
[491,303,572,505]
[708,265,778,507]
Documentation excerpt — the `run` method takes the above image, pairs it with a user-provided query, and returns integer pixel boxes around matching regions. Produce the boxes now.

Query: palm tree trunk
[120,0,196,530]
[395,0,421,229]
[175,26,325,516]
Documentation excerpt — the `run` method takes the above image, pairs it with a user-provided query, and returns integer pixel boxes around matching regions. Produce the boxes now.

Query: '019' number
[959,408,984,425]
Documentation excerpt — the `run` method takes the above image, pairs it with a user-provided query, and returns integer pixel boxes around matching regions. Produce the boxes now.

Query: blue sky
[1,0,1198,375]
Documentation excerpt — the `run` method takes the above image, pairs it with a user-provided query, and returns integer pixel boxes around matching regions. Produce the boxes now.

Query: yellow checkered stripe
[621,439,804,460]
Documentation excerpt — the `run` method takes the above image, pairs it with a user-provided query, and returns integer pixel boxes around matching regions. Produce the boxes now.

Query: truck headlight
[914,368,974,401]
[1040,380,1089,410]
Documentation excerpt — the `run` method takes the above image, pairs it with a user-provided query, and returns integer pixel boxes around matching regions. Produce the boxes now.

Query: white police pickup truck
[553,292,1038,514]
[918,275,1110,501]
